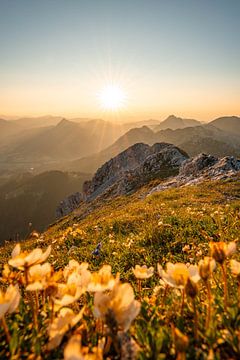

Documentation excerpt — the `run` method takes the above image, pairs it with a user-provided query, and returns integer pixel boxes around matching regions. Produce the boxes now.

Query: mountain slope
[65,124,240,174]
[83,142,188,201]
[0,118,23,141]
[154,115,201,131]
[66,126,156,173]
[0,170,90,244]
[209,116,240,134]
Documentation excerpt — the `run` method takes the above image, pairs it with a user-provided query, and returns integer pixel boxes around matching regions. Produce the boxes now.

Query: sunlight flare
[98,84,127,111]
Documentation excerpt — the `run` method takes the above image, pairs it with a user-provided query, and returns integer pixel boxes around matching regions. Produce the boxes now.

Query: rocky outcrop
[56,192,83,218]
[148,154,240,195]
[83,143,188,201]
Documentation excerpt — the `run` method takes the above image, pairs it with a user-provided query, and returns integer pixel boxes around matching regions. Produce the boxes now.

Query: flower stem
[193,299,198,341]
[205,280,212,329]
[221,263,228,311]
[138,280,142,300]
[1,316,11,344]
[162,285,169,305]
[181,289,185,316]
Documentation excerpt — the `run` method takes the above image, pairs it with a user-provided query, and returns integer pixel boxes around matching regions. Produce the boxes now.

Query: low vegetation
[0,178,240,359]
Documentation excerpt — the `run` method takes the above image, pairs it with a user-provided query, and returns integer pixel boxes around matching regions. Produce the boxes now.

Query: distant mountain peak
[56,118,72,127]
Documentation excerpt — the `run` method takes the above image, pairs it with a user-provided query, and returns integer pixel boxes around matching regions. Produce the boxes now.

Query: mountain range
[65,116,240,174]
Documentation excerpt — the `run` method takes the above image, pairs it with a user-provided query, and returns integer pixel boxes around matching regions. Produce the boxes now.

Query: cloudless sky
[0,0,239,121]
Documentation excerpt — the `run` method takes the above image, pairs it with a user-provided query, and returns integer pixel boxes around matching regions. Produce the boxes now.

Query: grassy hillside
[0,178,239,359]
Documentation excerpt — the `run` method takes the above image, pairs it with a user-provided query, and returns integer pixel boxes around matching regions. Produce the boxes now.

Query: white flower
[157,262,200,289]
[132,265,154,279]
[93,282,140,331]
[0,285,20,318]
[9,243,51,270]
[48,307,84,350]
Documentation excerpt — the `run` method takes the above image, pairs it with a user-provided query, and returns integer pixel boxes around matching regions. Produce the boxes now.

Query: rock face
[83,143,188,201]
[56,192,83,218]
[148,154,240,195]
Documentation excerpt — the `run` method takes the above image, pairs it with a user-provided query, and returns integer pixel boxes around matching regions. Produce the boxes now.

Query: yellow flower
[210,241,236,264]
[93,282,140,331]
[157,262,200,289]
[0,285,20,318]
[88,265,118,292]
[64,334,103,360]
[8,243,51,270]
[48,307,84,350]
[26,262,52,291]
[132,265,154,279]
[230,259,240,278]
[198,257,216,281]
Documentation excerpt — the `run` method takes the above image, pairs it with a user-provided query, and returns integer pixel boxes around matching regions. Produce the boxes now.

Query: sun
[98,84,126,110]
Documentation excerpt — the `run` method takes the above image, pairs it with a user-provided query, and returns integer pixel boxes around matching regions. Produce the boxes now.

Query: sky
[0,0,240,121]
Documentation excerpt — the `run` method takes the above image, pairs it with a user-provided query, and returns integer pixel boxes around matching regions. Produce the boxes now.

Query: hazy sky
[0,0,239,121]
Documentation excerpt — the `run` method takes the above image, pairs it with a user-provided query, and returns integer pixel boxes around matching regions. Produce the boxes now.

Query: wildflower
[53,276,84,309]
[64,334,103,360]
[26,262,52,291]
[88,265,118,292]
[92,242,102,256]
[198,257,216,281]
[182,245,190,253]
[63,260,91,288]
[0,285,20,319]
[210,241,236,264]
[157,262,200,289]
[230,259,240,276]
[8,243,51,270]
[210,241,236,310]
[93,282,140,331]
[132,265,154,279]
[48,307,84,350]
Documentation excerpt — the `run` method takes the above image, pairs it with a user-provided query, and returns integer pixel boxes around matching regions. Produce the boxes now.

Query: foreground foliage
[0,179,240,359]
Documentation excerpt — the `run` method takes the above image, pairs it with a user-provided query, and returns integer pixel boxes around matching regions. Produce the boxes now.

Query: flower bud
[185,278,198,298]
[172,327,189,353]
[198,257,216,281]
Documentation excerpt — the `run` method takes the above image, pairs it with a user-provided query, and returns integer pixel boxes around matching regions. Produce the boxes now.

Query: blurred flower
[26,262,52,291]
[93,282,140,331]
[230,259,240,278]
[0,285,20,318]
[88,265,118,292]
[210,241,236,264]
[63,260,91,289]
[8,243,51,270]
[48,307,84,350]
[64,334,103,360]
[158,262,200,289]
[198,257,216,281]
[132,265,154,279]
[53,278,83,310]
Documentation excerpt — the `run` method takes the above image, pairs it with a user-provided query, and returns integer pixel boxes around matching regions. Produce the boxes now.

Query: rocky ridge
[56,146,240,218]
[82,143,188,201]
[148,153,240,195]
[56,192,83,218]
